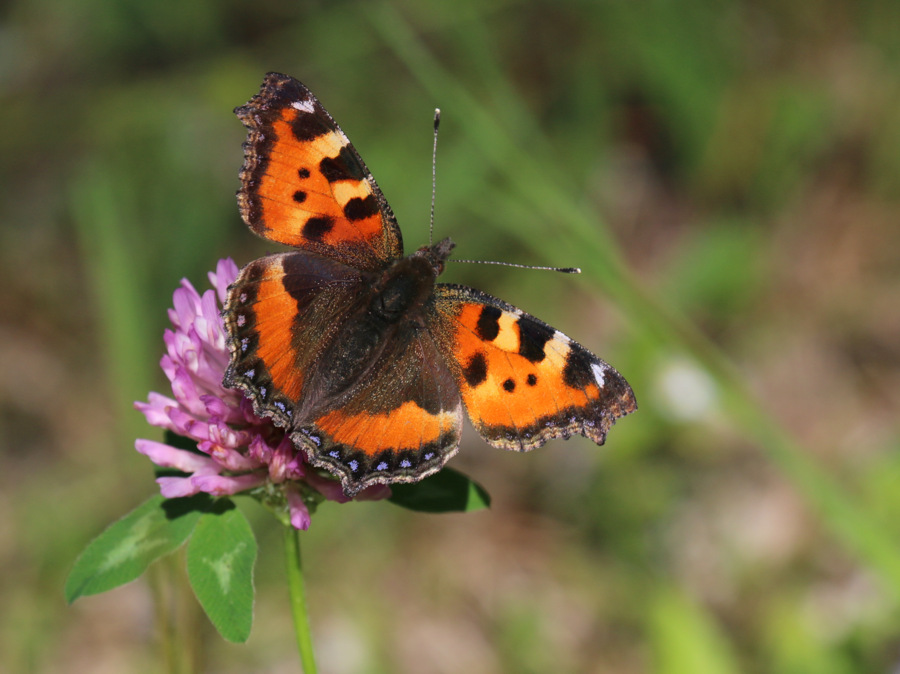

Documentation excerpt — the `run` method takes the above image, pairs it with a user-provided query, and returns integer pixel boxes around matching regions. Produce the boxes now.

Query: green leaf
[388,467,491,513]
[187,500,257,643]
[65,493,209,603]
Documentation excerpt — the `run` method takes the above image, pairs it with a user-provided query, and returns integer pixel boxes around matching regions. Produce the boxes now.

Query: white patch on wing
[591,362,606,388]
[553,330,571,345]
[291,99,316,113]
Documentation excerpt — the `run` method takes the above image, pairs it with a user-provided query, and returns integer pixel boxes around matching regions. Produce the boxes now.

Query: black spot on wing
[298,168,310,179]
[517,318,554,363]
[527,373,538,386]
[320,146,365,183]
[291,111,329,141]
[562,348,596,389]
[303,216,335,241]
[292,190,307,203]
[463,352,488,387]
[343,195,379,221]
[476,306,501,341]
[502,378,516,392]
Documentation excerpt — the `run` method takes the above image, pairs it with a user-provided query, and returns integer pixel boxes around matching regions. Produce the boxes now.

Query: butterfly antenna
[451,259,581,274]
[431,108,577,275]
[430,108,441,246]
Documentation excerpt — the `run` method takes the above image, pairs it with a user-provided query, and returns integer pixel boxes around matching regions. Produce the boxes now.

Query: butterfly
[223,73,637,496]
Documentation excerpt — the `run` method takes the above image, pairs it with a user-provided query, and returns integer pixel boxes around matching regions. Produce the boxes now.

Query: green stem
[284,526,318,674]
[150,553,197,674]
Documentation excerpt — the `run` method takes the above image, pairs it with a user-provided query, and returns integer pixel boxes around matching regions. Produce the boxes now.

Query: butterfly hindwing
[236,72,403,272]
[294,324,464,495]
[430,284,637,451]
[223,251,366,425]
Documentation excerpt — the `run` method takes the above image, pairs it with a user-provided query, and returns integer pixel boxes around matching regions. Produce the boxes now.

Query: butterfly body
[223,73,636,496]
[312,240,453,400]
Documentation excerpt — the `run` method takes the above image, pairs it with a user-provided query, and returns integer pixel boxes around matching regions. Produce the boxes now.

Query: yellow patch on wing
[331,180,372,205]
[492,311,520,352]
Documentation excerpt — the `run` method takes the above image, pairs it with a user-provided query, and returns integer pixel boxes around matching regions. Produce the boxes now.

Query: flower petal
[199,289,227,350]
[201,394,245,425]
[171,283,201,330]
[157,476,202,498]
[304,472,351,503]
[201,441,261,471]
[169,366,208,417]
[268,436,305,483]
[134,393,179,430]
[209,258,239,304]
[135,439,219,473]
[286,489,312,530]
[192,472,267,496]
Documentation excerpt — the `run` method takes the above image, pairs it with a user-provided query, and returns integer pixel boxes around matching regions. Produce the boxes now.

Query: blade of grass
[70,160,155,439]
[368,2,900,597]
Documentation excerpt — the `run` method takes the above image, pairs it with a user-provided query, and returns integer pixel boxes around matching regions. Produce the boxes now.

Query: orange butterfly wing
[430,285,637,450]
[223,252,366,427]
[236,72,403,271]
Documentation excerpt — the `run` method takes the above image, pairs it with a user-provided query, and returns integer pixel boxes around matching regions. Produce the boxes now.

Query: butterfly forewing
[236,73,403,272]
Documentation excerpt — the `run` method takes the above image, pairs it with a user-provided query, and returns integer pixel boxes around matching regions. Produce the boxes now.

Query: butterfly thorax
[372,256,435,321]
[311,237,455,406]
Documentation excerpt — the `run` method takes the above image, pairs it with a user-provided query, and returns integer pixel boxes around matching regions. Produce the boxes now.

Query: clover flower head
[134,258,389,529]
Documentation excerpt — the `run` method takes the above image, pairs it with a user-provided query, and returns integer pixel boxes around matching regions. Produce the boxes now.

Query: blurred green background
[3,0,900,672]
